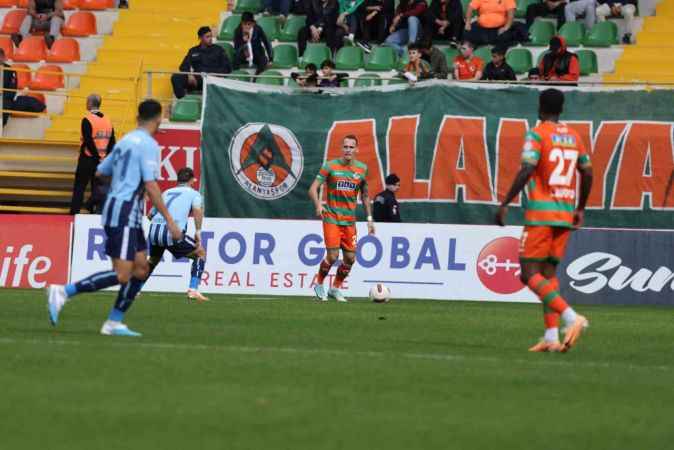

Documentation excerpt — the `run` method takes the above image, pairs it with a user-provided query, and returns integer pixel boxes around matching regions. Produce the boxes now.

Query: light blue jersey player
[46,99,182,337]
[143,167,208,302]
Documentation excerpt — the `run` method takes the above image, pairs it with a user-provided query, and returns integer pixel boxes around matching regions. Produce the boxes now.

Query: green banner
[201,79,674,228]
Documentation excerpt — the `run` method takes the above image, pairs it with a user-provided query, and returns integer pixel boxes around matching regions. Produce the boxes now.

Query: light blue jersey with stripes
[98,128,160,228]
[148,185,202,247]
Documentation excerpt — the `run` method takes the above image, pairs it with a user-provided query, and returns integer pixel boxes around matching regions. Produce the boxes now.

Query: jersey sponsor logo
[335,180,358,191]
[229,123,304,200]
[551,134,576,147]
[476,237,525,295]
[552,187,576,200]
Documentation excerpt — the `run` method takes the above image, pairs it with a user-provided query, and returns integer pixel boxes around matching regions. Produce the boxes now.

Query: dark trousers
[465,23,526,48]
[361,12,389,43]
[2,94,13,126]
[70,154,107,215]
[235,51,270,75]
[170,74,204,99]
[431,20,464,42]
[298,24,345,56]
[525,2,565,29]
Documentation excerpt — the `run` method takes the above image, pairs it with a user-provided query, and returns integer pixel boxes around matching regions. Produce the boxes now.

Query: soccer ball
[369,283,391,303]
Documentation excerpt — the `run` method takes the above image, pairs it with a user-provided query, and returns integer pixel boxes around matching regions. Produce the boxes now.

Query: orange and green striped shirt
[521,121,591,228]
[315,158,368,226]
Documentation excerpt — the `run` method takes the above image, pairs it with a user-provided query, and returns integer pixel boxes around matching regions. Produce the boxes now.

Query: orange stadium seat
[18,0,29,7]
[46,37,80,62]
[61,11,97,36]
[0,36,14,60]
[62,0,80,9]
[28,64,64,90]
[12,63,32,89]
[79,0,113,9]
[13,35,48,62]
[0,9,28,35]
[0,0,19,7]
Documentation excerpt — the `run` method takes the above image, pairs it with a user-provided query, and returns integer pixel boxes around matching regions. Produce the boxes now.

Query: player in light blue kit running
[142,166,208,302]
[46,99,182,337]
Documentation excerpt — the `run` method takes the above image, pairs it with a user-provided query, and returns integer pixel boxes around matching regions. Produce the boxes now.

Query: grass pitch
[1,289,673,450]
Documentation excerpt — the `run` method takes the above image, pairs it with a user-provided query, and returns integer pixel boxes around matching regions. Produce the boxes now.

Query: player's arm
[361,179,375,235]
[192,206,204,245]
[145,181,182,240]
[574,153,593,228]
[496,132,540,226]
[309,164,330,218]
[147,206,157,220]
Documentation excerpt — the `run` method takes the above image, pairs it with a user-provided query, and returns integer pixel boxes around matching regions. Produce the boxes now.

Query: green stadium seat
[230,69,252,82]
[279,15,306,42]
[335,46,364,70]
[354,73,382,87]
[364,46,396,71]
[272,44,298,68]
[583,21,618,47]
[257,70,284,85]
[576,49,598,75]
[515,0,537,19]
[257,16,280,41]
[216,42,235,63]
[300,43,331,68]
[461,0,477,16]
[506,47,533,74]
[558,22,586,47]
[219,15,241,41]
[442,47,459,70]
[473,45,492,63]
[233,0,262,13]
[396,51,409,70]
[171,95,201,122]
[526,19,555,46]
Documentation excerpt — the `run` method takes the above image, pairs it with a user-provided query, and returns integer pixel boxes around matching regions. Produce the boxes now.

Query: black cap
[549,36,562,52]
[385,174,400,185]
[241,11,255,23]
[198,26,211,37]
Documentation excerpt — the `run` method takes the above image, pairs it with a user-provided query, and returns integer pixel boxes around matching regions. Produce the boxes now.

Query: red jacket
[538,36,580,82]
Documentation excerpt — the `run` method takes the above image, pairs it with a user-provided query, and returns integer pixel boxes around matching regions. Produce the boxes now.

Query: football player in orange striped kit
[497,89,594,353]
[308,135,376,302]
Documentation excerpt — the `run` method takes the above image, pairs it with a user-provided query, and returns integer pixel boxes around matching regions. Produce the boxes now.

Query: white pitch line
[0,337,670,373]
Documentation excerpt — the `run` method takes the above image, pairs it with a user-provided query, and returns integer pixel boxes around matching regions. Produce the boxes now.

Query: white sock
[544,327,559,343]
[561,308,577,326]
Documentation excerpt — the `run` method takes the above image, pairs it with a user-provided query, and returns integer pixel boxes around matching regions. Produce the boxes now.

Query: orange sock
[527,273,569,314]
[332,263,352,288]
[316,259,332,284]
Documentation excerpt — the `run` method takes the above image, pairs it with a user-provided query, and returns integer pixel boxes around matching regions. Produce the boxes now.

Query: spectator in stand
[481,45,516,80]
[171,26,231,99]
[373,174,401,222]
[360,0,394,48]
[565,0,596,31]
[529,36,579,83]
[291,63,319,86]
[420,38,449,79]
[525,0,566,30]
[318,59,348,86]
[298,0,343,56]
[70,94,116,215]
[426,0,464,46]
[337,0,365,46]
[453,40,483,80]
[234,13,274,75]
[596,0,636,43]
[383,0,428,57]
[263,0,291,20]
[400,43,431,83]
[1,49,17,127]
[464,0,523,47]
[13,0,65,49]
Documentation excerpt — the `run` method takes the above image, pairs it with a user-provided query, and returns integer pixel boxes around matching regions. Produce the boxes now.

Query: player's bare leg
[314,249,338,301]
[328,250,354,303]
[187,246,209,303]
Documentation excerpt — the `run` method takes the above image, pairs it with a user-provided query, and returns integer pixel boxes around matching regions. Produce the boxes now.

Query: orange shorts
[323,222,357,252]
[519,226,571,264]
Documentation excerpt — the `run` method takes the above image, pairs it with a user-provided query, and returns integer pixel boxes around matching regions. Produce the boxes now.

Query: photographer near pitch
[373,173,401,222]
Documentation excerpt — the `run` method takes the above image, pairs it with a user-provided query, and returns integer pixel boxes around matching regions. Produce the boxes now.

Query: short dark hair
[408,43,422,52]
[138,99,162,122]
[321,59,335,69]
[198,26,211,37]
[305,63,317,73]
[539,88,564,115]
[241,12,255,23]
[385,173,400,185]
[177,167,195,183]
[491,45,507,56]
[344,134,358,145]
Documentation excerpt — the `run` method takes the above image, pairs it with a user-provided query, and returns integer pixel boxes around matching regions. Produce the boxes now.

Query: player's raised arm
[361,178,375,235]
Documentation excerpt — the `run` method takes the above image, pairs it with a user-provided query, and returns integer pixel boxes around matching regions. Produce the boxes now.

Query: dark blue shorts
[104,226,148,261]
[150,234,197,260]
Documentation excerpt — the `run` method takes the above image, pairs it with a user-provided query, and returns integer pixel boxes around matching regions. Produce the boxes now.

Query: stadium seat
[217,41,236,63]
[170,95,201,122]
[364,46,396,71]
[526,19,555,46]
[335,46,364,70]
[62,0,80,9]
[28,64,64,90]
[46,38,80,63]
[12,64,32,89]
[0,0,18,6]
[506,48,533,74]
[558,22,586,47]
[278,15,306,42]
[354,73,382,87]
[233,0,263,14]
[18,0,28,7]
[230,69,252,82]
[257,16,280,41]
[473,45,492,63]
[257,69,284,86]
[0,37,14,60]
[300,43,330,68]
[576,49,598,75]
[218,15,241,41]
[79,0,113,9]
[396,51,409,70]
[515,0,537,18]
[0,9,27,35]
[461,0,477,16]
[442,48,459,69]
[61,11,98,37]
[13,36,48,62]
[271,44,298,69]
[583,21,618,47]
